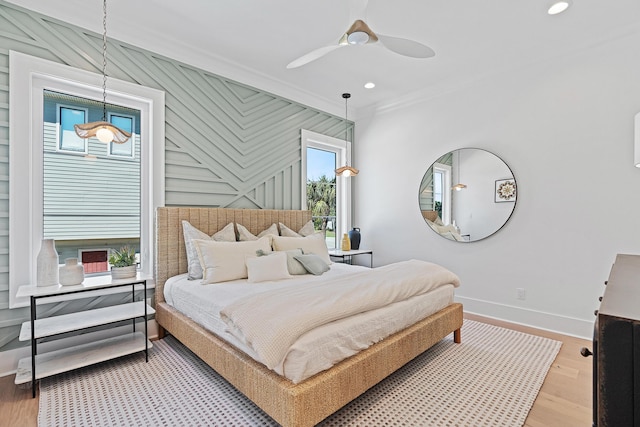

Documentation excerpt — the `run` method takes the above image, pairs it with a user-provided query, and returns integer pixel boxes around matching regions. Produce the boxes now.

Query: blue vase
[348,227,361,250]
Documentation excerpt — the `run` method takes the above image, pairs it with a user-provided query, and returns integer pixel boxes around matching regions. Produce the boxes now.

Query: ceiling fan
[286,0,435,69]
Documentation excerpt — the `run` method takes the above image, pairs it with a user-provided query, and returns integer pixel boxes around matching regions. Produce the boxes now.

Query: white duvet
[164,261,458,383]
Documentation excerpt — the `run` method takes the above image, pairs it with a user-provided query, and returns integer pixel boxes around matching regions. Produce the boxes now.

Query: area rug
[38,320,561,426]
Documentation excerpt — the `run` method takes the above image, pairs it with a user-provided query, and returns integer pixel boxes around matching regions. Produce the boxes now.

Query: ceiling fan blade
[348,0,369,22]
[286,44,344,69]
[376,34,435,59]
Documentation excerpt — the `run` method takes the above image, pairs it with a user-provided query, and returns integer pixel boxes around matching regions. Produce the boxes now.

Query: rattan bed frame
[154,207,463,427]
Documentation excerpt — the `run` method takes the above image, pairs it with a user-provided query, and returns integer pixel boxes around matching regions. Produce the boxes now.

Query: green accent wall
[0,1,352,354]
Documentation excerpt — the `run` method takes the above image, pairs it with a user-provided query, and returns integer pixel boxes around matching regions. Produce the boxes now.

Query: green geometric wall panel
[0,1,351,353]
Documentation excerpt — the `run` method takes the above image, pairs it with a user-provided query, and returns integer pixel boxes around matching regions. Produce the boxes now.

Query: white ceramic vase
[59,258,84,286]
[37,239,59,287]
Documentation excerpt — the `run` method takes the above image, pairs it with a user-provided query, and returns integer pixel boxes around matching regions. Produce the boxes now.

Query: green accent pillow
[293,254,330,275]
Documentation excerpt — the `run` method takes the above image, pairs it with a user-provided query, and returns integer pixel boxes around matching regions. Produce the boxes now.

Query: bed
[422,210,465,241]
[154,207,463,427]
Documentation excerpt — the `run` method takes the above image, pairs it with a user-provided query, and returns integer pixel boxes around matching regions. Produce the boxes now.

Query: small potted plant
[109,246,137,279]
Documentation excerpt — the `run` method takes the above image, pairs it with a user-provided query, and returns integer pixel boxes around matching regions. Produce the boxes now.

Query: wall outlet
[516,288,526,300]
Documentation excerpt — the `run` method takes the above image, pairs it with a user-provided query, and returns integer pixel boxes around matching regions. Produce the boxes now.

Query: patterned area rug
[38,320,561,426]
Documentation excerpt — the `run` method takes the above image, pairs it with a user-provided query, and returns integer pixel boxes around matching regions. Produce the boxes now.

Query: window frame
[56,103,88,154]
[433,162,452,225]
[301,129,352,241]
[9,51,165,308]
[107,111,136,159]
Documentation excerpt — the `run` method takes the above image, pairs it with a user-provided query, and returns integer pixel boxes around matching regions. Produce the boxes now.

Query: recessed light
[547,0,571,15]
[364,82,375,89]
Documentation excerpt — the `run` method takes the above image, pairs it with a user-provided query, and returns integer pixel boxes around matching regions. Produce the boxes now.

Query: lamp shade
[335,165,359,177]
[74,121,131,144]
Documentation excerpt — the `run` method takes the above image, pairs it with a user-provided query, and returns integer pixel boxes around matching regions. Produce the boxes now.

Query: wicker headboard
[154,207,312,304]
[421,210,439,222]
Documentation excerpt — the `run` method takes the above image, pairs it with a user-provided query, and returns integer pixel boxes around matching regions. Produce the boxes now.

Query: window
[57,105,88,153]
[301,129,352,248]
[80,249,109,273]
[306,147,337,248]
[108,113,135,158]
[43,91,142,273]
[433,163,452,224]
[9,51,165,308]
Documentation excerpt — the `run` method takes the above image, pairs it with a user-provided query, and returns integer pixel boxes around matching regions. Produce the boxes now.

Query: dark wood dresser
[586,253,640,427]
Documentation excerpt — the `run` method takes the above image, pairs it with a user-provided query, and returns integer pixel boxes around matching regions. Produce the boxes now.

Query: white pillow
[237,223,279,241]
[182,221,237,280]
[260,248,307,275]
[193,236,271,284]
[278,220,316,237]
[272,233,331,265]
[246,251,292,283]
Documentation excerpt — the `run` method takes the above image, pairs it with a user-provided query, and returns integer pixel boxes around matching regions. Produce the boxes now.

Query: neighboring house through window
[43,90,142,273]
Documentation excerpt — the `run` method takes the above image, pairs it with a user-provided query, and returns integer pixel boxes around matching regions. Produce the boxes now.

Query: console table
[14,273,155,397]
[328,249,373,268]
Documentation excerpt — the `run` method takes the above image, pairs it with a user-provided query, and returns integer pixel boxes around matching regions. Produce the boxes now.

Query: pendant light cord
[101,0,108,122]
[343,93,351,163]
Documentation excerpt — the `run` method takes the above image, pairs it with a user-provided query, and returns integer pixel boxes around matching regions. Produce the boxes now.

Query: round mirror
[418,148,516,242]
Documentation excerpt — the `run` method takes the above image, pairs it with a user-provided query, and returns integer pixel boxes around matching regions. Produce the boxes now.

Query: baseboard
[455,295,593,340]
[0,320,159,378]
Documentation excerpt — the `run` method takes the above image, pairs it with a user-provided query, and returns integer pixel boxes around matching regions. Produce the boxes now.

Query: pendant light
[74,0,131,144]
[451,150,467,191]
[335,93,359,177]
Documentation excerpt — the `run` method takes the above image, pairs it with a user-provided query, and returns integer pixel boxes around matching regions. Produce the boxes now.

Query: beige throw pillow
[272,233,331,265]
[258,248,307,275]
[278,220,316,237]
[237,223,279,241]
[182,221,236,280]
[193,236,271,284]
[246,251,292,283]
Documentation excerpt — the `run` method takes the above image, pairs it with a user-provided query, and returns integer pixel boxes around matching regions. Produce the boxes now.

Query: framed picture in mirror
[495,179,516,203]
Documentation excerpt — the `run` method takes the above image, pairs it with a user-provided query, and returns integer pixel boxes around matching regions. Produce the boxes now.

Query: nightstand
[15,273,154,397]
[328,249,373,268]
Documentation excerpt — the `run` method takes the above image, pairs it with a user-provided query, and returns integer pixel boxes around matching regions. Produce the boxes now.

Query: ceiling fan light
[547,0,571,15]
[347,31,369,45]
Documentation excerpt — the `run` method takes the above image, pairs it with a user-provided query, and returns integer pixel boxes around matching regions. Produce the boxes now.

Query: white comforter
[220,259,460,370]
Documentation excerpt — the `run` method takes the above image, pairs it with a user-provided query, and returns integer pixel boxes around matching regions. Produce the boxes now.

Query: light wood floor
[0,314,593,427]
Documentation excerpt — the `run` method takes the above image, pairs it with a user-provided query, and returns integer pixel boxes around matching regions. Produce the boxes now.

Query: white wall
[355,30,640,338]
